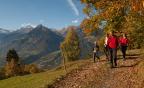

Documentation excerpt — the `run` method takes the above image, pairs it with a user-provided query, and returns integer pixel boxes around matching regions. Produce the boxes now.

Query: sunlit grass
[0,59,90,88]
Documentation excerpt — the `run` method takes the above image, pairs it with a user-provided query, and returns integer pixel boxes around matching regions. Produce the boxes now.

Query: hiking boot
[114,63,117,67]
[110,64,114,68]
[97,58,100,62]
[111,65,114,68]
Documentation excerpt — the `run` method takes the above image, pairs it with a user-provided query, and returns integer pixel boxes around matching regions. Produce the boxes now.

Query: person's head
[109,31,115,36]
[106,33,109,37]
[94,41,97,44]
[122,33,127,38]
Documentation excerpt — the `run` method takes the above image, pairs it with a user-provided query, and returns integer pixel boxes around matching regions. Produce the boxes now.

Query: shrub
[24,64,40,74]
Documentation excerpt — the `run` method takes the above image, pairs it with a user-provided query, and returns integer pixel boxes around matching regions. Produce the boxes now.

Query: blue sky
[0,0,86,30]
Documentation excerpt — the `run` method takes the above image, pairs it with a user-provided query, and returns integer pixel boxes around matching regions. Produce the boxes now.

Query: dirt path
[102,56,143,88]
[50,52,144,88]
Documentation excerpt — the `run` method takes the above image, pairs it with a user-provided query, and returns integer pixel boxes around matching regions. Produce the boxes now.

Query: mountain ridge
[0,24,64,68]
[0,24,98,69]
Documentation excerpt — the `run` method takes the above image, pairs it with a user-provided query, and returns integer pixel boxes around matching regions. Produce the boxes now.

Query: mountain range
[0,25,99,69]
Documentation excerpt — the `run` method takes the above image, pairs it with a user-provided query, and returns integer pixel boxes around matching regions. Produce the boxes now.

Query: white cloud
[67,0,79,16]
[72,19,79,24]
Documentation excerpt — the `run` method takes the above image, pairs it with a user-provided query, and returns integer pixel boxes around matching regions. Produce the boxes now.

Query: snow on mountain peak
[0,28,10,33]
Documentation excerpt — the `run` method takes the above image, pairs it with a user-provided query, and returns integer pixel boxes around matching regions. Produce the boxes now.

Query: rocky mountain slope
[0,25,64,67]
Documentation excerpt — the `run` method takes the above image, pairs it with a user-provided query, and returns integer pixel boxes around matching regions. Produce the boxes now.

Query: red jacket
[119,37,128,46]
[107,36,118,48]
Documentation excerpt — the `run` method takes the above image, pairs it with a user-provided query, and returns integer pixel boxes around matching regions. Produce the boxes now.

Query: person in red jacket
[119,33,128,60]
[107,31,118,68]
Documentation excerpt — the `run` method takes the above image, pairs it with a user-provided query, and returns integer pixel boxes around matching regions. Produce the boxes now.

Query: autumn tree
[60,27,80,62]
[80,0,144,48]
[5,49,22,77]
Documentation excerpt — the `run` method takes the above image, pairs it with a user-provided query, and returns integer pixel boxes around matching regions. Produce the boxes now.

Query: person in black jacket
[93,41,100,63]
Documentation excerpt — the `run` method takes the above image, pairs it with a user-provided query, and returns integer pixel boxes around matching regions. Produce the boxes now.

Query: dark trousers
[120,46,127,59]
[109,48,117,67]
[93,52,100,63]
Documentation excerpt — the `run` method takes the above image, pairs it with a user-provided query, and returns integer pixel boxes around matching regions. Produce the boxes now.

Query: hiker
[107,31,118,68]
[93,41,100,63]
[119,33,128,60]
[104,33,109,61]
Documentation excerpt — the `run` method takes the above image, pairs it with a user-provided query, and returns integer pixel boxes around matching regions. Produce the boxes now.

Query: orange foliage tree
[80,0,144,48]
[80,0,144,34]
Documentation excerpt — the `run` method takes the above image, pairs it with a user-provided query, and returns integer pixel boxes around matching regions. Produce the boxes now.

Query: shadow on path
[117,54,140,60]
[116,55,142,68]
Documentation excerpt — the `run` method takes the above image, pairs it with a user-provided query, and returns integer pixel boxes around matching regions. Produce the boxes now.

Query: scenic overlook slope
[0,25,95,69]
[0,24,64,67]
[0,49,144,88]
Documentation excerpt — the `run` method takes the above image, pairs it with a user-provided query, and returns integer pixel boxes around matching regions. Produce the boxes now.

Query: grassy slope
[0,49,143,88]
[0,60,90,88]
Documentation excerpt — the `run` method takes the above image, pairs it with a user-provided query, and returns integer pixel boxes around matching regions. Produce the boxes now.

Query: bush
[24,64,40,74]
[0,68,5,80]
